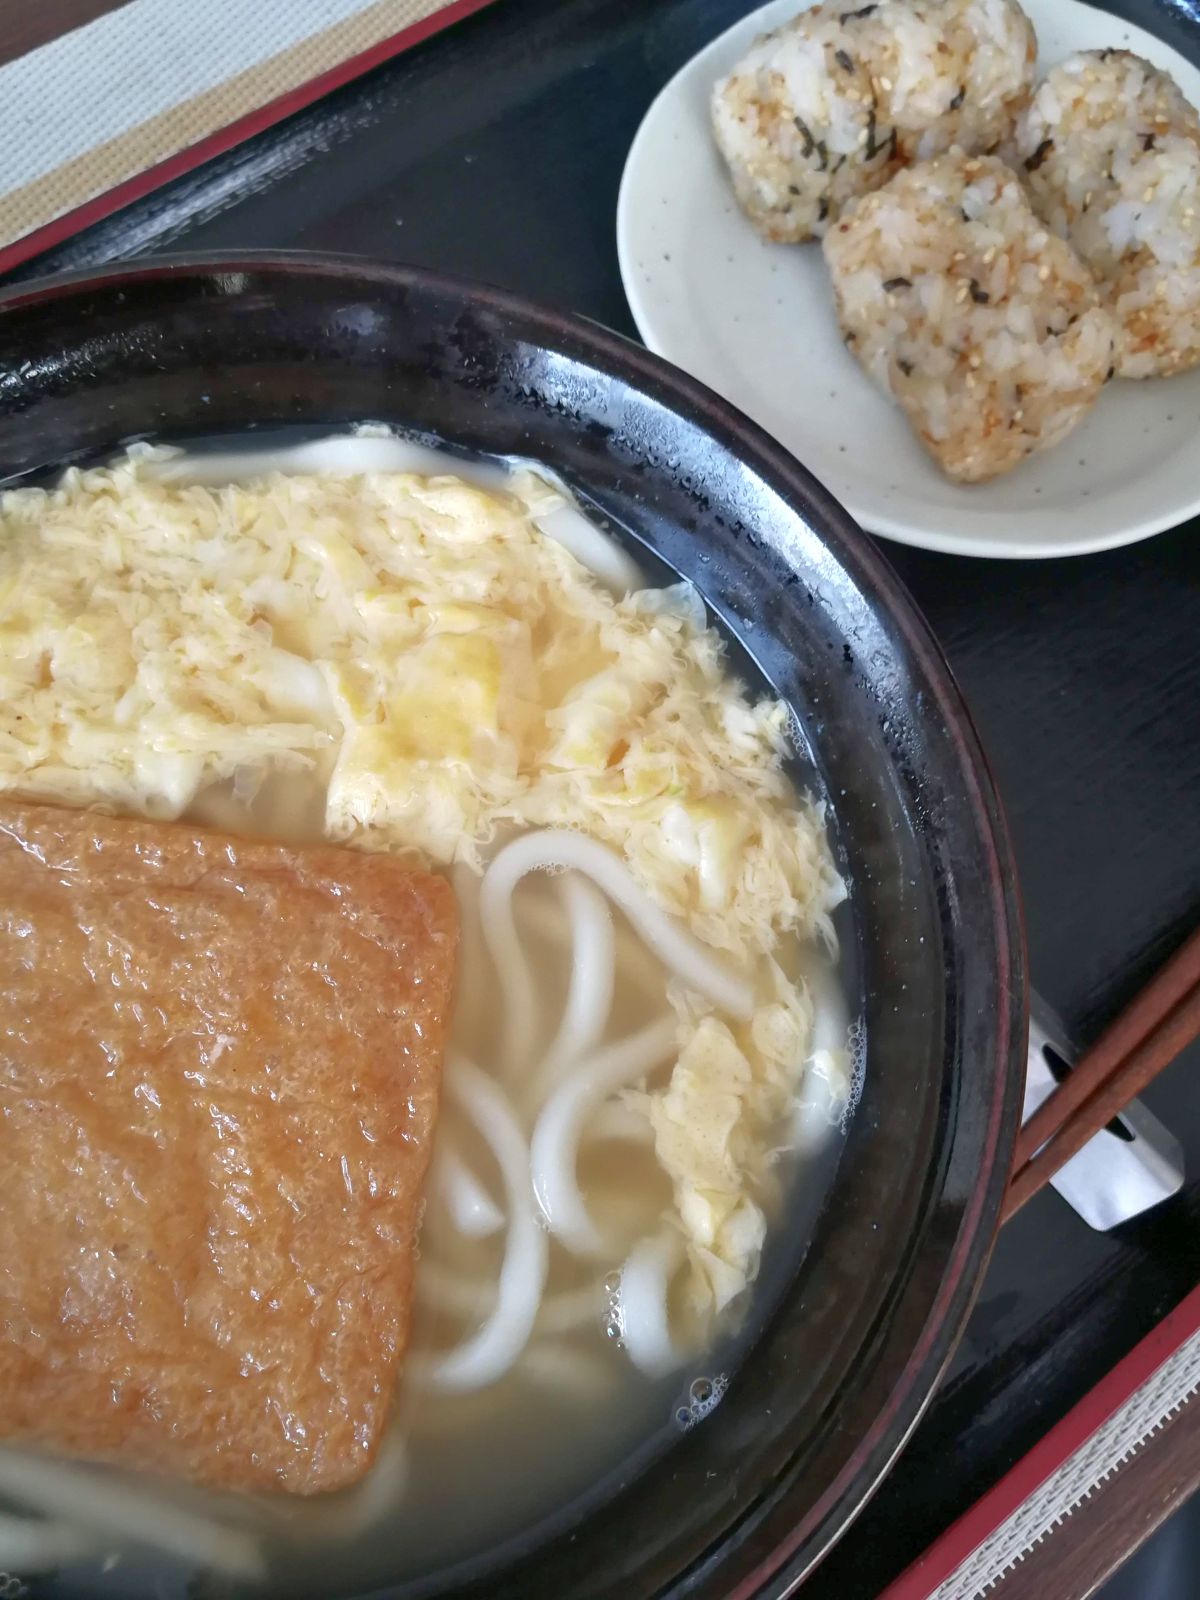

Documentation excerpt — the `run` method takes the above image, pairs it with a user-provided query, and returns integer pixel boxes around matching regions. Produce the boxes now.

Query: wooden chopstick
[1004,983,1200,1220]
[1012,923,1200,1173]
[1003,923,1200,1223]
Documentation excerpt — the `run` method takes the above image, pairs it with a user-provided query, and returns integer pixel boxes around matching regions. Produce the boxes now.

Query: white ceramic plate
[617,0,1200,558]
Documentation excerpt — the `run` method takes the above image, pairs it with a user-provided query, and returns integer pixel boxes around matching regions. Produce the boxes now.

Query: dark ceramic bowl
[0,255,1025,1600]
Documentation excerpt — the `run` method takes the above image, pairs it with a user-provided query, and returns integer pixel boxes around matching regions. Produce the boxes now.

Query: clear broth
[7,431,854,1600]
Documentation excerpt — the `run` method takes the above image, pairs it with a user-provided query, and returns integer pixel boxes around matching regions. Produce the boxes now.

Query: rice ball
[711,0,1036,243]
[1014,50,1200,377]
[823,151,1117,481]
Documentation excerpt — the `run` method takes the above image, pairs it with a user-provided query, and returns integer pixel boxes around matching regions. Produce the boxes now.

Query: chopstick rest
[1004,925,1200,1220]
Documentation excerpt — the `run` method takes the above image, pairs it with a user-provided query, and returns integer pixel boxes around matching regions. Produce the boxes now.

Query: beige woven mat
[0,0,464,260]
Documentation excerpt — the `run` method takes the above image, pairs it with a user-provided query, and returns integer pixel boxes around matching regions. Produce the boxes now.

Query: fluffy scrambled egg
[0,449,846,1321]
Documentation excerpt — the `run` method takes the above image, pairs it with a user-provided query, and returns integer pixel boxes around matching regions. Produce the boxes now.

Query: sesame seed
[857,127,869,145]
[1084,191,1093,206]
[1013,408,1024,421]
[879,74,893,89]
[968,352,982,367]
[952,250,966,263]
[1143,185,1156,202]
[965,373,977,388]
[982,246,997,264]
[956,283,969,302]
[1038,265,1051,281]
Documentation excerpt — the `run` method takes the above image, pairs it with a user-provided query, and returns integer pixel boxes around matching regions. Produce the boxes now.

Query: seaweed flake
[839,3,876,19]
[960,207,970,222]
[833,153,847,172]
[1142,132,1157,151]
[818,197,830,222]
[835,48,855,71]
[949,86,966,111]
[969,279,989,304]
[898,359,914,376]
[843,330,858,344]
[1024,138,1054,172]
[864,110,896,162]
[789,184,801,195]
[883,276,912,291]
[1099,47,1114,60]
[794,115,816,159]
[816,139,829,170]
[1105,365,1115,382]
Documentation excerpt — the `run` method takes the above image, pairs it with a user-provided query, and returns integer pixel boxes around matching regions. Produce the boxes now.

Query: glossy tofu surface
[0,801,457,1494]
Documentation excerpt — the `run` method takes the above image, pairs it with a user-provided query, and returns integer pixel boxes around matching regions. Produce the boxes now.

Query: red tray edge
[0,0,498,279]
[878,1280,1200,1600]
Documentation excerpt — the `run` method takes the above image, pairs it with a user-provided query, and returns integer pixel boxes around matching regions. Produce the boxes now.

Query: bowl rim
[0,250,1028,1594]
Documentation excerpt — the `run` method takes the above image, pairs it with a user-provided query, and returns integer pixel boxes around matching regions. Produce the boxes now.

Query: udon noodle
[0,432,853,1594]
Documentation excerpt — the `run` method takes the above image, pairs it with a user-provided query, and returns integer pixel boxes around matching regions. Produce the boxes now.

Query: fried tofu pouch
[0,801,457,1494]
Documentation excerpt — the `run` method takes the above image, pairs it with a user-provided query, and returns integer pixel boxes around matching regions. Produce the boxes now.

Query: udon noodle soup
[0,432,854,1596]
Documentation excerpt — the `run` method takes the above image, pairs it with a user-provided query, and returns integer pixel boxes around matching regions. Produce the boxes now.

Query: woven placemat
[0,0,488,271]
[880,1283,1200,1600]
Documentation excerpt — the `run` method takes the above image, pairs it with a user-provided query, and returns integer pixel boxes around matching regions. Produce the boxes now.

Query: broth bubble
[673,1372,728,1432]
